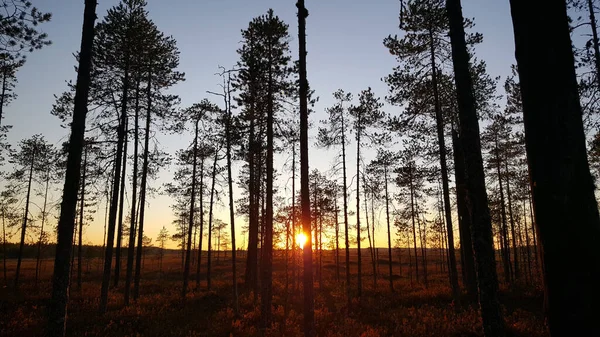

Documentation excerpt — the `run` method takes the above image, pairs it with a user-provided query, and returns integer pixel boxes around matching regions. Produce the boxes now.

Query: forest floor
[0,249,548,337]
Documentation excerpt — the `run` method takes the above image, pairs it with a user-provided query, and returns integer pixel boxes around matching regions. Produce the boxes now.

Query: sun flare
[295,232,307,249]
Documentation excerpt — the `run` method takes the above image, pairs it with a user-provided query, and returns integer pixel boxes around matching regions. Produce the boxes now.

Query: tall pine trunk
[509,1,600,334]
[428,24,459,301]
[134,73,152,301]
[297,1,315,335]
[124,78,142,306]
[183,120,199,298]
[452,130,477,298]
[446,0,505,334]
[114,118,129,286]
[225,73,239,314]
[48,1,96,333]
[206,148,219,290]
[100,57,130,314]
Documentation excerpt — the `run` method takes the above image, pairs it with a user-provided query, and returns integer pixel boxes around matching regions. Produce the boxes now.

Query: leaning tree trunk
[509,1,600,335]
[297,1,315,335]
[48,1,96,334]
[35,168,51,287]
[14,148,35,289]
[446,0,505,335]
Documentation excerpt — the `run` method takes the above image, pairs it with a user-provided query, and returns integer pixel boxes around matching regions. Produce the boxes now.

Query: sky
[3,0,518,249]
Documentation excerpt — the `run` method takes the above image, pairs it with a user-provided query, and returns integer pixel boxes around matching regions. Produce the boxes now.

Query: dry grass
[0,250,547,336]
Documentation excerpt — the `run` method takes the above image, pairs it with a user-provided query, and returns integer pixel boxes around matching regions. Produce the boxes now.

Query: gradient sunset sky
[4,0,517,249]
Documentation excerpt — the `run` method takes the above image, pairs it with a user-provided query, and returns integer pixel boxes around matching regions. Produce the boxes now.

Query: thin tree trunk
[114,118,129,287]
[100,59,130,313]
[207,148,219,290]
[364,178,376,289]
[356,127,362,298]
[124,77,141,306]
[77,146,87,290]
[297,1,315,335]
[384,166,394,292]
[509,1,600,334]
[3,207,7,285]
[504,161,519,281]
[225,72,239,314]
[185,116,199,299]
[429,24,459,302]
[48,1,96,333]
[334,188,340,282]
[495,139,511,284]
[409,165,419,283]
[134,73,152,301]
[14,146,35,288]
[196,157,205,288]
[35,168,51,287]
[447,0,505,334]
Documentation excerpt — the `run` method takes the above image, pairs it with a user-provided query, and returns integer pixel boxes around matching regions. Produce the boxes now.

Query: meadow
[1,248,547,337]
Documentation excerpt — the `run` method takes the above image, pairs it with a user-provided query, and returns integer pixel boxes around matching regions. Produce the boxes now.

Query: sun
[295,232,307,249]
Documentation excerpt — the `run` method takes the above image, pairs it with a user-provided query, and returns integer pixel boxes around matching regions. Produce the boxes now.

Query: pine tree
[509,0,600,334]
[446,0,505,333]
[317,89,353,303]
[348,87,385,298]
[47,0,96,334]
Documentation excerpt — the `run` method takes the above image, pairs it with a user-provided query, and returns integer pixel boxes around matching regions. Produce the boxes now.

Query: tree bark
[297,1,315,335]
[48,1,96,333]
[509,1,600,334]
[452,130,477,298]
[446,0,505,334]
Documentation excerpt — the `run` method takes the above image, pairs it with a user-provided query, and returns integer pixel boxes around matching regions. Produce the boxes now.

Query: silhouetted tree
[47,0,96,334]
[509,0,600,335]
[297,1,315,336]
[447,0,505,333]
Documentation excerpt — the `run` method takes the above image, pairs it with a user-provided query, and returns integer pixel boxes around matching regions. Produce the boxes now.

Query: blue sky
[4,0,517,247]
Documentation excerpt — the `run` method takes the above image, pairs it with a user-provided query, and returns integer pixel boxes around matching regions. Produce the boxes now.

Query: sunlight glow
[296,232,307,249]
